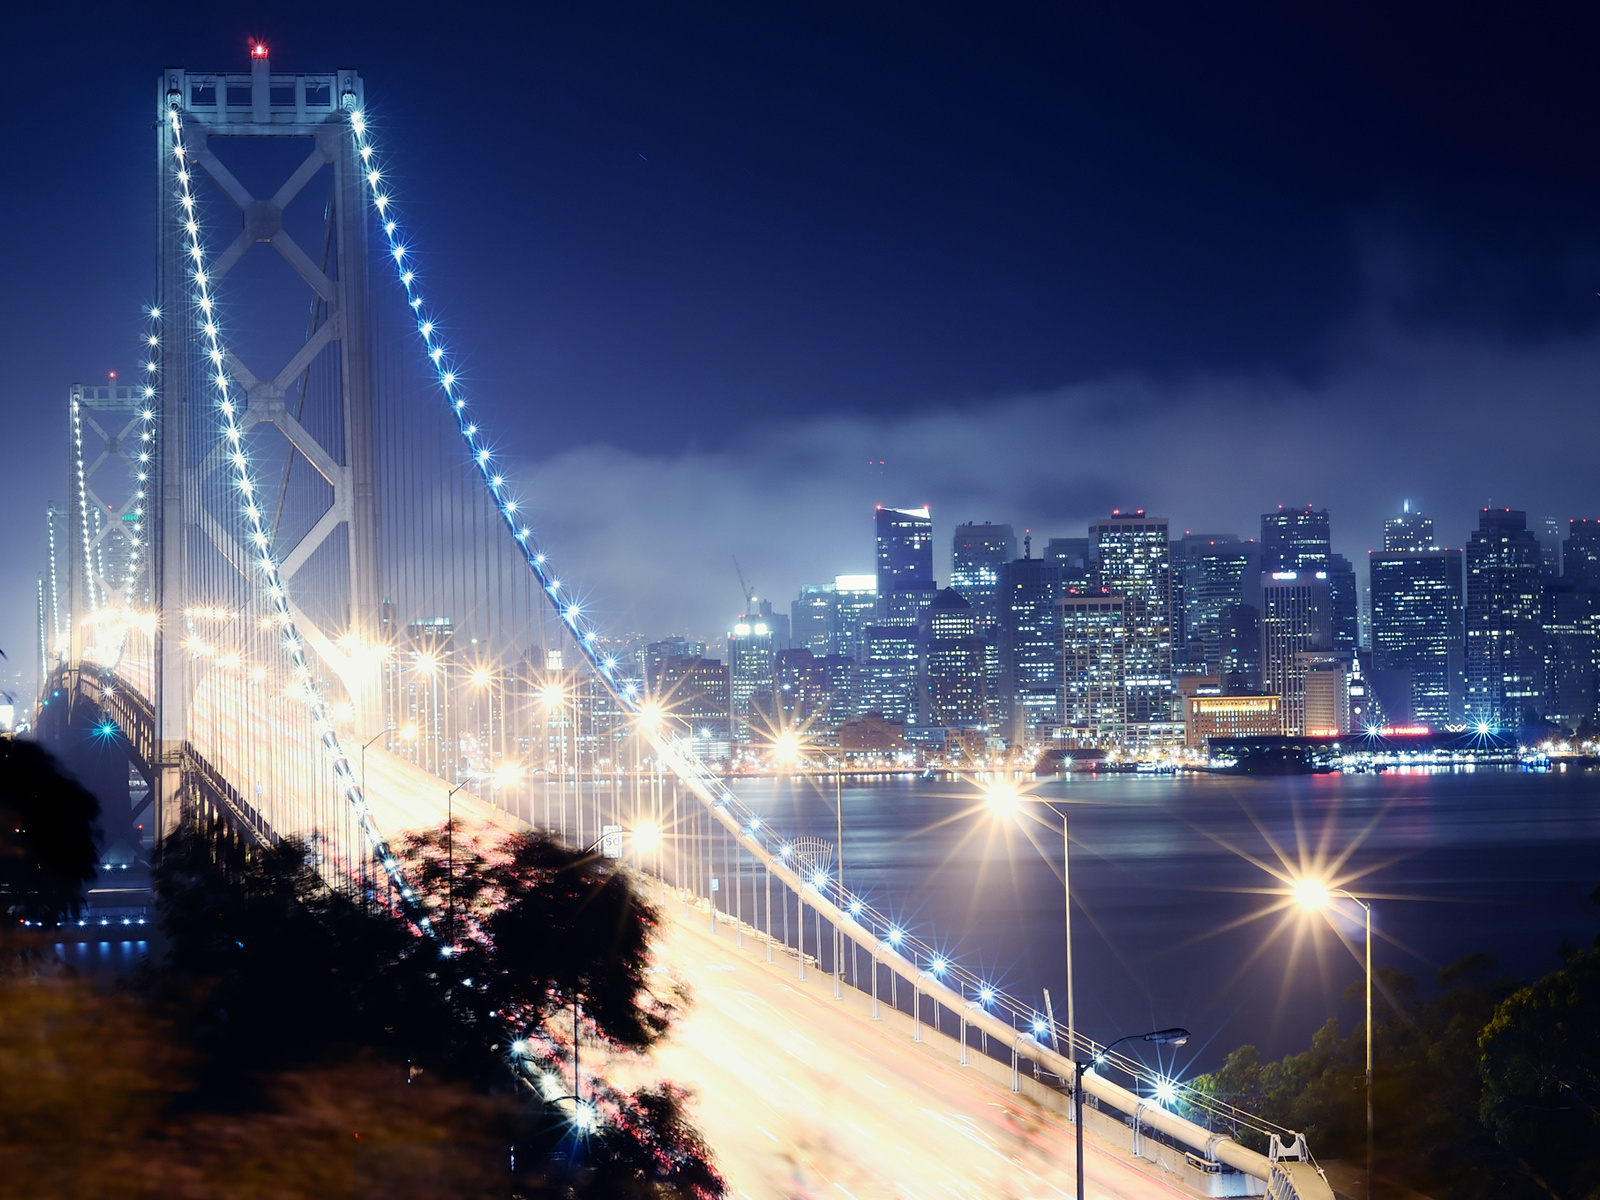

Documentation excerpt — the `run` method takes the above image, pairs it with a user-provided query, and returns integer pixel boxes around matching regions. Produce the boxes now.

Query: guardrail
[649,732,1335,1200]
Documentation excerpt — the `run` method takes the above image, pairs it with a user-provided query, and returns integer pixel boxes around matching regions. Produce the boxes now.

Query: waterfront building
[1544,588,1600,728]
[1185,694,1282,747]
[1301,651,1353,736]
[647,654,730,743]
[1260,571,1333,735]
[951,522,1016,631]
[1465,509,1546,729]
[1369,525,1464,726]
[1090,511,1178,743]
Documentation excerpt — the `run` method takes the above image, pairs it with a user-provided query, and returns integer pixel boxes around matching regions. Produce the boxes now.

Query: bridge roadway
[634,896,1221,1200]
[91,671,1309,1196]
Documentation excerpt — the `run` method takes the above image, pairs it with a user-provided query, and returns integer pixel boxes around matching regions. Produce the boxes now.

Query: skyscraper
[858,625,919,722]
[876,506,936,624]
[1059,594,1126,746]
[791,583,836,656]
[728,612,776,742]
[997,555,1062,742]
[1563,520,1600,590]
[1465,509,1546,729]
[1175,536,1257,675]
[1260,572,1333,735]
[1370,506,1464,726]
[950,522,1016,631]
[1090,511,1177,743]
[1044,537,1094,592]
[1261,506,1356,649]
[832,574,878,662]
[1384,502,1434,552]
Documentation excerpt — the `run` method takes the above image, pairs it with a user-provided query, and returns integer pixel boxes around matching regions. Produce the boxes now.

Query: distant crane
[732,555,756,614]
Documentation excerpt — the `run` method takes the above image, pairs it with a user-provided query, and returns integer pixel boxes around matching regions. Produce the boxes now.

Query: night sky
[8,3,1600,665]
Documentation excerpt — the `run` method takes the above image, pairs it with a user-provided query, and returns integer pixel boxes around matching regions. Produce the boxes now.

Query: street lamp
[443,778,472,952]
[1294,878,1374,1200]
[774,729,847,999]
[1075,1027,1190,1200]
[983,779,1077,1068]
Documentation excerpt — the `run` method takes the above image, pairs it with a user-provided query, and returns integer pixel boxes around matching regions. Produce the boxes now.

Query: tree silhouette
[0,740,99,926]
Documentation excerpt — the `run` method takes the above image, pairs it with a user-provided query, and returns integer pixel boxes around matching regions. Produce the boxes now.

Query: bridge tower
[153,55,380,835]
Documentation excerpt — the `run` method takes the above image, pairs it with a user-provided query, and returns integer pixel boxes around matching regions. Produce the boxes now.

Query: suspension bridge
[31,53,1336,1200]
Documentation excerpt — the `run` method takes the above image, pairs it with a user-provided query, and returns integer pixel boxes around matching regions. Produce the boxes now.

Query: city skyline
[10,7,1600,672]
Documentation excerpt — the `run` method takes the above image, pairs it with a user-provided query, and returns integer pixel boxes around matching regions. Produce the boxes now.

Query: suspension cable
[341,102,1288,1138]
[163,97,431,934]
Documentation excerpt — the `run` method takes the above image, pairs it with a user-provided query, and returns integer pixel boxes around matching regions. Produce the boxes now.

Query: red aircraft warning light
[250,41,269,59]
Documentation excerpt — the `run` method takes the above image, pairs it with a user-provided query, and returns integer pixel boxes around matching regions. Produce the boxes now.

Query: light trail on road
[639,902,1204,1200]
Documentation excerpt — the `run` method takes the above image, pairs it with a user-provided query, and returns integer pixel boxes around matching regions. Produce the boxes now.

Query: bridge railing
[635,734,1333,1199]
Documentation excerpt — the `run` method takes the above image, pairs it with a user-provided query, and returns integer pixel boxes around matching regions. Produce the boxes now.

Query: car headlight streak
[164,100,413,915]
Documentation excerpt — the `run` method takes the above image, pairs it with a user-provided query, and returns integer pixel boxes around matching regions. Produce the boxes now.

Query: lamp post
[983,780,1076,1074]
[1072,1027,1190,1200]
[774,730,848,999]
[443,779,471,951]
[1294,879,1374,1200]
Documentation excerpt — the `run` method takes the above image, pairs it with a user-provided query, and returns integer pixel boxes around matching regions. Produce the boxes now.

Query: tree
[154,820,724,1198]
[1479,890,1600,1200]
[0,739,99,926]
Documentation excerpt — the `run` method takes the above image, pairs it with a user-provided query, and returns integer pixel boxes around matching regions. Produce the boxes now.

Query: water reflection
[729,770,1600,1069]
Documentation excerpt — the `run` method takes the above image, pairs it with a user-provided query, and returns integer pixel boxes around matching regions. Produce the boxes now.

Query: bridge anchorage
[30,50,1335,1200]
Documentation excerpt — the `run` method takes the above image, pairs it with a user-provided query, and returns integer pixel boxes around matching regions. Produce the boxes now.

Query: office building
[728,612,776,742]
[1175,537,1257,676]
[1384,503,1434,552]
[1059,594,1126,746]
[1564,520,1600,590]
[1262,505,1356,649]
[832,574,879,662]
[1260,572,1333,735]
[1301,652,1353,736]
[876,506,936,624]
[1090,511,1178,742]
[1044,537,1094,593]
[647,655,730,739]
[951,522,1016,630]
[1533,516,1563,580]
[1465,510,1546,730]
[858,625,919,722]
[791,584,836,656]
[1369,522,1464,726]
[916,587,987,728]
[997,555,1062,742]
[753,647,851,738]
[1218,602,1263,692]
[1545,589,1600,727]
[1185,694,1282,747]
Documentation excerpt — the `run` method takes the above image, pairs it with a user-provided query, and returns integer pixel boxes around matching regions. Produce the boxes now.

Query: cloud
[514,321,1600,648]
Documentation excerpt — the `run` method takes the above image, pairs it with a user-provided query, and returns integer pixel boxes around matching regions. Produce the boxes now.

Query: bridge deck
[640,893,1216,1200]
